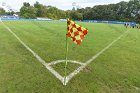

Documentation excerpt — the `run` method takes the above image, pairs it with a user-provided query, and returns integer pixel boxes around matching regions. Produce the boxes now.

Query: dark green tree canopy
[0,7,5,15]
[20,3,37,18]
[19,0,140,23]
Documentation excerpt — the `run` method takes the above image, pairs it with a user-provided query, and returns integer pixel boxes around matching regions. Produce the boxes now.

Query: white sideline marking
[0,20,64,84]
[65,30,129,85]
[48,60,85,66]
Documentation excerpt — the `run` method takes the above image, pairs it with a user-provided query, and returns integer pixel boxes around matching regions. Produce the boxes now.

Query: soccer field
[0,20,140,93]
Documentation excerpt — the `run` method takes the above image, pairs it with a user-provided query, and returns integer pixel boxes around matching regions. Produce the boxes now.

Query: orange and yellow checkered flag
[67,18,88,45]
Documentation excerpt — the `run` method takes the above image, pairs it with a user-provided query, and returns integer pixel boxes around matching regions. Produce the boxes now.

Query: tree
[23,2,30,7]
[20,2,37,18]
[74,0,140,22]
[0,8,5,15]
[46,6,66,19]
[34,1,47,17]
[20,2,67,19]
[19,0,140,22]
[68,11,83,20]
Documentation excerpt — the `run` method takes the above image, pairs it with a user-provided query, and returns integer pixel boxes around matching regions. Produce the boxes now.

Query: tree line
[20,2,67,19]
[0,0,140,23]
[77,0,140,23]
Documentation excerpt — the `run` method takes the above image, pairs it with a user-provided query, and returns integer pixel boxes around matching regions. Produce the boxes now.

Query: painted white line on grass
[48,60,85,66]
[133,86,140,91]
[0,20,64,84]
[65,30,129,85]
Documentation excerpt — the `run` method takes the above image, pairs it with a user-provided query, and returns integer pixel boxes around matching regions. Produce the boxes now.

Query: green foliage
[19,0,140,22]
[20,2,67,19]
[76,0,140,23]
[46,6,66,19]
[34,1,47,17]
[23,2,30,7]
[68,11,83,20]
[0,8,5,15]
[20,5,37,19]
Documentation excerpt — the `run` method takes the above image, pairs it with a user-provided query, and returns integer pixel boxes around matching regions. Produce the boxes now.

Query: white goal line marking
[47,60,85,66]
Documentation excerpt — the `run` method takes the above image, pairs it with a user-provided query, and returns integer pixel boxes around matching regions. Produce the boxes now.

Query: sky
[0,0,130,11]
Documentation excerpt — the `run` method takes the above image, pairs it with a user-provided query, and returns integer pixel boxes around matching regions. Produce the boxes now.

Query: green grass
[0,20,140,93]
[52,62,81,76]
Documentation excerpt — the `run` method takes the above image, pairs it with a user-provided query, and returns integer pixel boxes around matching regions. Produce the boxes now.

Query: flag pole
[64,19,69,85]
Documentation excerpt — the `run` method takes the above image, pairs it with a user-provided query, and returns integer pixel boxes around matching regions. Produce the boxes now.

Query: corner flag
[67,18,88,45]
[64,18,88,85]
